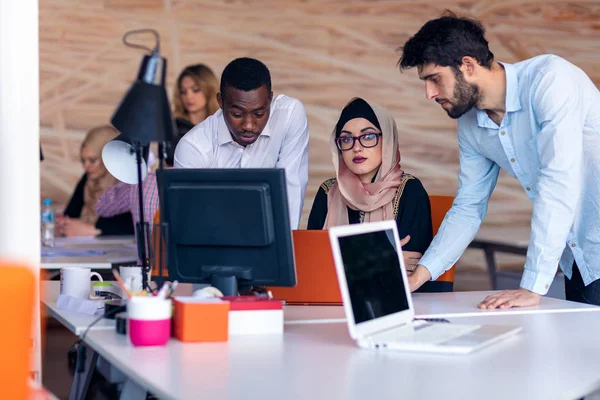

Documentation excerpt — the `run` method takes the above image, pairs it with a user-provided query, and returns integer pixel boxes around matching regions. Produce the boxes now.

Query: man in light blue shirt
[398,12,600,308]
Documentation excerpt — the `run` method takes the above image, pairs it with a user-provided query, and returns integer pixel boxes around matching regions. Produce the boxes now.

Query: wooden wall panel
[39,0,600,238]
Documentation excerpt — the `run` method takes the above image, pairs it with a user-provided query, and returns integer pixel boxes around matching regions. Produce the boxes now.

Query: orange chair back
[151,209,168,278]
[0,264,35,400]
[269,230,342,304]
[429,195,456,283]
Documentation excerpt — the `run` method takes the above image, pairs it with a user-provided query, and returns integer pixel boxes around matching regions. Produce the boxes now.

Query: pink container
[127,297,172,347]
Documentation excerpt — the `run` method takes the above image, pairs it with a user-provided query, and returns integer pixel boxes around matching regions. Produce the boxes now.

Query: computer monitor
[156,168,297,296]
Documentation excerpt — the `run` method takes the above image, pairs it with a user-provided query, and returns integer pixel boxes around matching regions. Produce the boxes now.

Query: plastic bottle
[41,199,55,247]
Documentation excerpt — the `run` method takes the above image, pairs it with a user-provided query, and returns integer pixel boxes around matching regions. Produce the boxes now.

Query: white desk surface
[44,276,600,334]
[41,281,197,336]
[45,280,600,399]
[53,236,135,246]
[45,299,116,336]
[41,237,137,269]
[83,309,600,400]
[42,281,115,335]
[284,290,600,324]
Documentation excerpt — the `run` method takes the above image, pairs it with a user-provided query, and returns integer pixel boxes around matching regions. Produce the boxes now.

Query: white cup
[128,296,172,347]
[92,281,124,300]
[119,266,144,294]
[60,267,103,299]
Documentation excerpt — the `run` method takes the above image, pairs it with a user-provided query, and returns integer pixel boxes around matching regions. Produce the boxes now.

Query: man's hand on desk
[477,288,541,310]
[407,265,431,292]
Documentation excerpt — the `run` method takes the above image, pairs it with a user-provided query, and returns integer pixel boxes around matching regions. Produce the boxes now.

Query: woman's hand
[57,217,101,237]
[55,215,69,237]
[400,235,422,272]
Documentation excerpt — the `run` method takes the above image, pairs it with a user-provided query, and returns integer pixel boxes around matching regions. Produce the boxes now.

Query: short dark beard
[446,69,480,119]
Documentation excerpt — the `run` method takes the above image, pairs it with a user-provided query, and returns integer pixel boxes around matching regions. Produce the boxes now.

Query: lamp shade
[102,134,149,184]
[111,54,174,144]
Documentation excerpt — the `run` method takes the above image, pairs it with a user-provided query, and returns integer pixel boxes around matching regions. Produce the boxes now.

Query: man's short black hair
[398,11,494,72]
[220,57,272,95]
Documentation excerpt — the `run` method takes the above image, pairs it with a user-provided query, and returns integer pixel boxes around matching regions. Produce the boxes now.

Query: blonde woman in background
[57,125,134,237]
[172,63,220,136]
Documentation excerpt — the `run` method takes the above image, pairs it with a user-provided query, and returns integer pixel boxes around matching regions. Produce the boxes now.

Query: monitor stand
[204,266,252,296]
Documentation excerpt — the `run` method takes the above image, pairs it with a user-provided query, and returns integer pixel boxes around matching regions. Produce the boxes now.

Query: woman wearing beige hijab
[307,98,450,292]
[57,125,134,237]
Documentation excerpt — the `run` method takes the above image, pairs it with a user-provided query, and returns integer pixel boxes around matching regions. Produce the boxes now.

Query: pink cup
[127,297,172,347]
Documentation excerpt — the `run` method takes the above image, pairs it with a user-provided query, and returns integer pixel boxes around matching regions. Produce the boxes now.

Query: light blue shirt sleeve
[419,128,500,280]
[520,60,586,294]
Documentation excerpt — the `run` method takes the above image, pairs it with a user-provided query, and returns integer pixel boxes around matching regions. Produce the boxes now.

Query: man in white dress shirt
[175,57,309,229]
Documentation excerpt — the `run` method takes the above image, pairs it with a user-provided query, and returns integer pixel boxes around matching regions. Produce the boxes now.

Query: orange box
[173,298,230,342]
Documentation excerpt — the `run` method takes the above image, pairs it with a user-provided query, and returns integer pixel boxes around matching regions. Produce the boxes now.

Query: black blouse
[307,176,452,293]
[64,174,135,237]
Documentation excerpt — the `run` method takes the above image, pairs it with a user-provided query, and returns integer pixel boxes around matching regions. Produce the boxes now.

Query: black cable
[74,305,125,400]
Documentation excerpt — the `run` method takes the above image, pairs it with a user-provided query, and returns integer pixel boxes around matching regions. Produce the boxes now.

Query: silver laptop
[328,220,521,354]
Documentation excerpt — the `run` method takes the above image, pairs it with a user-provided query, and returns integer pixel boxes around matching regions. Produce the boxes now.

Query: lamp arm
[134,144,152,291]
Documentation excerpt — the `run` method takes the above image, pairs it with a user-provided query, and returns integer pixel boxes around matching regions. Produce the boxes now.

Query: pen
[112,269,132,299]
[167,280,179,299]
[156,282,171,299]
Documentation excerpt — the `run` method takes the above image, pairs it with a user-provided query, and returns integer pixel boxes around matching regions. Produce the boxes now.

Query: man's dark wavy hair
[398,11,494,72]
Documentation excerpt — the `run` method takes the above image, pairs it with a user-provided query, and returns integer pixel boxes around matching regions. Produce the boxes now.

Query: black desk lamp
[109,29,174,291]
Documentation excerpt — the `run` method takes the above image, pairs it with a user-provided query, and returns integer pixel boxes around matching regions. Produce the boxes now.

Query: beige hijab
[80,125,118,225]
[324,98,404,228]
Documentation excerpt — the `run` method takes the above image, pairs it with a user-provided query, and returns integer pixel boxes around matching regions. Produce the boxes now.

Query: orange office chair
[269,230,342,304]
[429,195,456,283]
[0,263,36,400]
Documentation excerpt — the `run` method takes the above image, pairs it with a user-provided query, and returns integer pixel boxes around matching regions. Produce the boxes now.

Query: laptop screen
[337,229,410,324]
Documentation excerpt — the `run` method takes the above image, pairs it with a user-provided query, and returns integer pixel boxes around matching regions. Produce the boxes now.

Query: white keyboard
[373,323,481,345]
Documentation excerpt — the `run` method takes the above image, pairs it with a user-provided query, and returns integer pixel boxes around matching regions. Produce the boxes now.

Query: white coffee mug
[119,266,144,294]
[60,267,103,299]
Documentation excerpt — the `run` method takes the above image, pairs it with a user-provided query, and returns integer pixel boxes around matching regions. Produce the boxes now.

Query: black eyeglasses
[335,133,381,151]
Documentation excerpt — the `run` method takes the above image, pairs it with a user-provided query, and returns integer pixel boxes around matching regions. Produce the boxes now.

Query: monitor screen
[336,229,409,324]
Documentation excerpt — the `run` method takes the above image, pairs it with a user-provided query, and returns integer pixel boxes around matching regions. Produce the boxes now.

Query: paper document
[56,294,105,316]
[42,248,108,258]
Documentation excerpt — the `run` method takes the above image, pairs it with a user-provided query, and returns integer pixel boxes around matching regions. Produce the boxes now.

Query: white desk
[82,308,600,400]
[53,236,136,246]
[44,283,600,400]
[44,281,600,333]
[41,236,137,269]
[284,290,600,324]
[43,280,124,400]
[43,281,116,335]
[41,281,196,335]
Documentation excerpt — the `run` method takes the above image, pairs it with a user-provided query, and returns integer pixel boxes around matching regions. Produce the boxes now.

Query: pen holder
[128,296,172,347]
